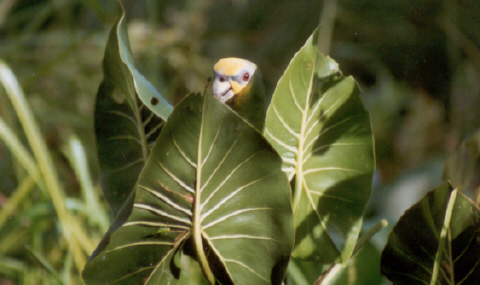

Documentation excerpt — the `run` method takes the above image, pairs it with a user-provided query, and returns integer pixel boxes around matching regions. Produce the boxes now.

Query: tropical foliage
[1,0,480,284]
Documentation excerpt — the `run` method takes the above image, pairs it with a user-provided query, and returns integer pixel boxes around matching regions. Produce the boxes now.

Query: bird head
[212,58,258,103]
[212,57,266,130]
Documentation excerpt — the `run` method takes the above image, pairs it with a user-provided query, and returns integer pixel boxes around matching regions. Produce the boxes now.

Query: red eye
[243,72,250,81]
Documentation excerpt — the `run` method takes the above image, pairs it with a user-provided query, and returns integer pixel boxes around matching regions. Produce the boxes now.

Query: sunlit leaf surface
[84,93,294,284]
[264,27,374,263]
[381,182,480,284]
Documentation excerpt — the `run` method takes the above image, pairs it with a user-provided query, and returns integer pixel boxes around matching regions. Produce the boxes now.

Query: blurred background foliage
[1,0,480,284]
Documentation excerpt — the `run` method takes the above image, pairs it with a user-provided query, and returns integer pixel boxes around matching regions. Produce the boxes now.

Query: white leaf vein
[224,258,269,282]
[108,110,138,128]
[200,150,265,209]
[202,208,273,229]
[264,129,298,153]
[201,173,272,221]
[105,241,174,255]
[172,133,196,168]
[202,123,223,166]
[157,160,195,194]
[142,111,156,127]
[122,221,189,230]
[139,185,192,216]
[303,113,364,152]
[302,167,363,175]
[145,122,163,139]
[209,235,278,242]
[308,191,355,204]
[289,73,305,113]
[273,104,300,138]
[201,137,240,192]
[134,203,191,225]
[107,135,142,146]
[110,157,145,174]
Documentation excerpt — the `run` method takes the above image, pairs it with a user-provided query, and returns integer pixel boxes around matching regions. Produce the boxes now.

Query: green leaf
[443,128,480,203]
[287,242,382,285]
[83,93,294,285]
[95,2,172,215]
[103,1,173,120]
[381,182,480,284]
[327,242,383,285]
[263,27,374,263]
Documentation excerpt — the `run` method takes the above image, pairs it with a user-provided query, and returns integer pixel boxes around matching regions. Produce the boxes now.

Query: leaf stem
[194,95,215,284]
[430,189,457,285]
[353,219,388,255]
[313,219,388,285]
[317,0,337,55]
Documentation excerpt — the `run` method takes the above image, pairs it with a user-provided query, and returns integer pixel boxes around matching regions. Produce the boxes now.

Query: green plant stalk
[0,176,35,228]
[25,246,66,285]
[313,219,388,285]
[430,189,457,285]
[65,136,110,232]
[61,250,73,285]
[317,0,337,55]
[0,226,29,255]
[353,219,388,255]
[0,61,86,272]
[313,264,342,285]
[0,256,27,276]
[0,119,44,189]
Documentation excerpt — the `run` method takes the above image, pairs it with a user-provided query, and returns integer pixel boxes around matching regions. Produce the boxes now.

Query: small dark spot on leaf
[151,97,159,105]
[307,63,312,70]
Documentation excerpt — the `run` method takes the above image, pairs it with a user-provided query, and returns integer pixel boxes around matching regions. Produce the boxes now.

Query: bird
[212,57,266,131]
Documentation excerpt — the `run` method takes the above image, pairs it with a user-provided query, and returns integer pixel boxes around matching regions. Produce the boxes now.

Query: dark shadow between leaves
[451,223,480,283]
[203,237,234,285]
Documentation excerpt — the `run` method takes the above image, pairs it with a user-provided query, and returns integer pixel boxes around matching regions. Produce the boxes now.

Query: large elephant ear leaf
[95,1,173,215]
[381,182,480,284]
[263,26,374,264]
[83,93,294,285]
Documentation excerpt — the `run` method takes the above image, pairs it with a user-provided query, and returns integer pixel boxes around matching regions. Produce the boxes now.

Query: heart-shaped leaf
[381,182,480,284]
[263,27,374,263]
[84,93,294,284]
[95,2,173,215]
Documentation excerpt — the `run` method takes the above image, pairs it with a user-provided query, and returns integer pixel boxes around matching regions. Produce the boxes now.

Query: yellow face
[212,58,257,103]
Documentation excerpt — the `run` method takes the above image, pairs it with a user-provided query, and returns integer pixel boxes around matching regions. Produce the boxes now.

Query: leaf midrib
[293,51,318,213]
[193,95,215,284]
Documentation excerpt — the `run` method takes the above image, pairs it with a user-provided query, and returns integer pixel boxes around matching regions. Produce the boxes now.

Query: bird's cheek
[230,81,243,94]
[212,80,231,97]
